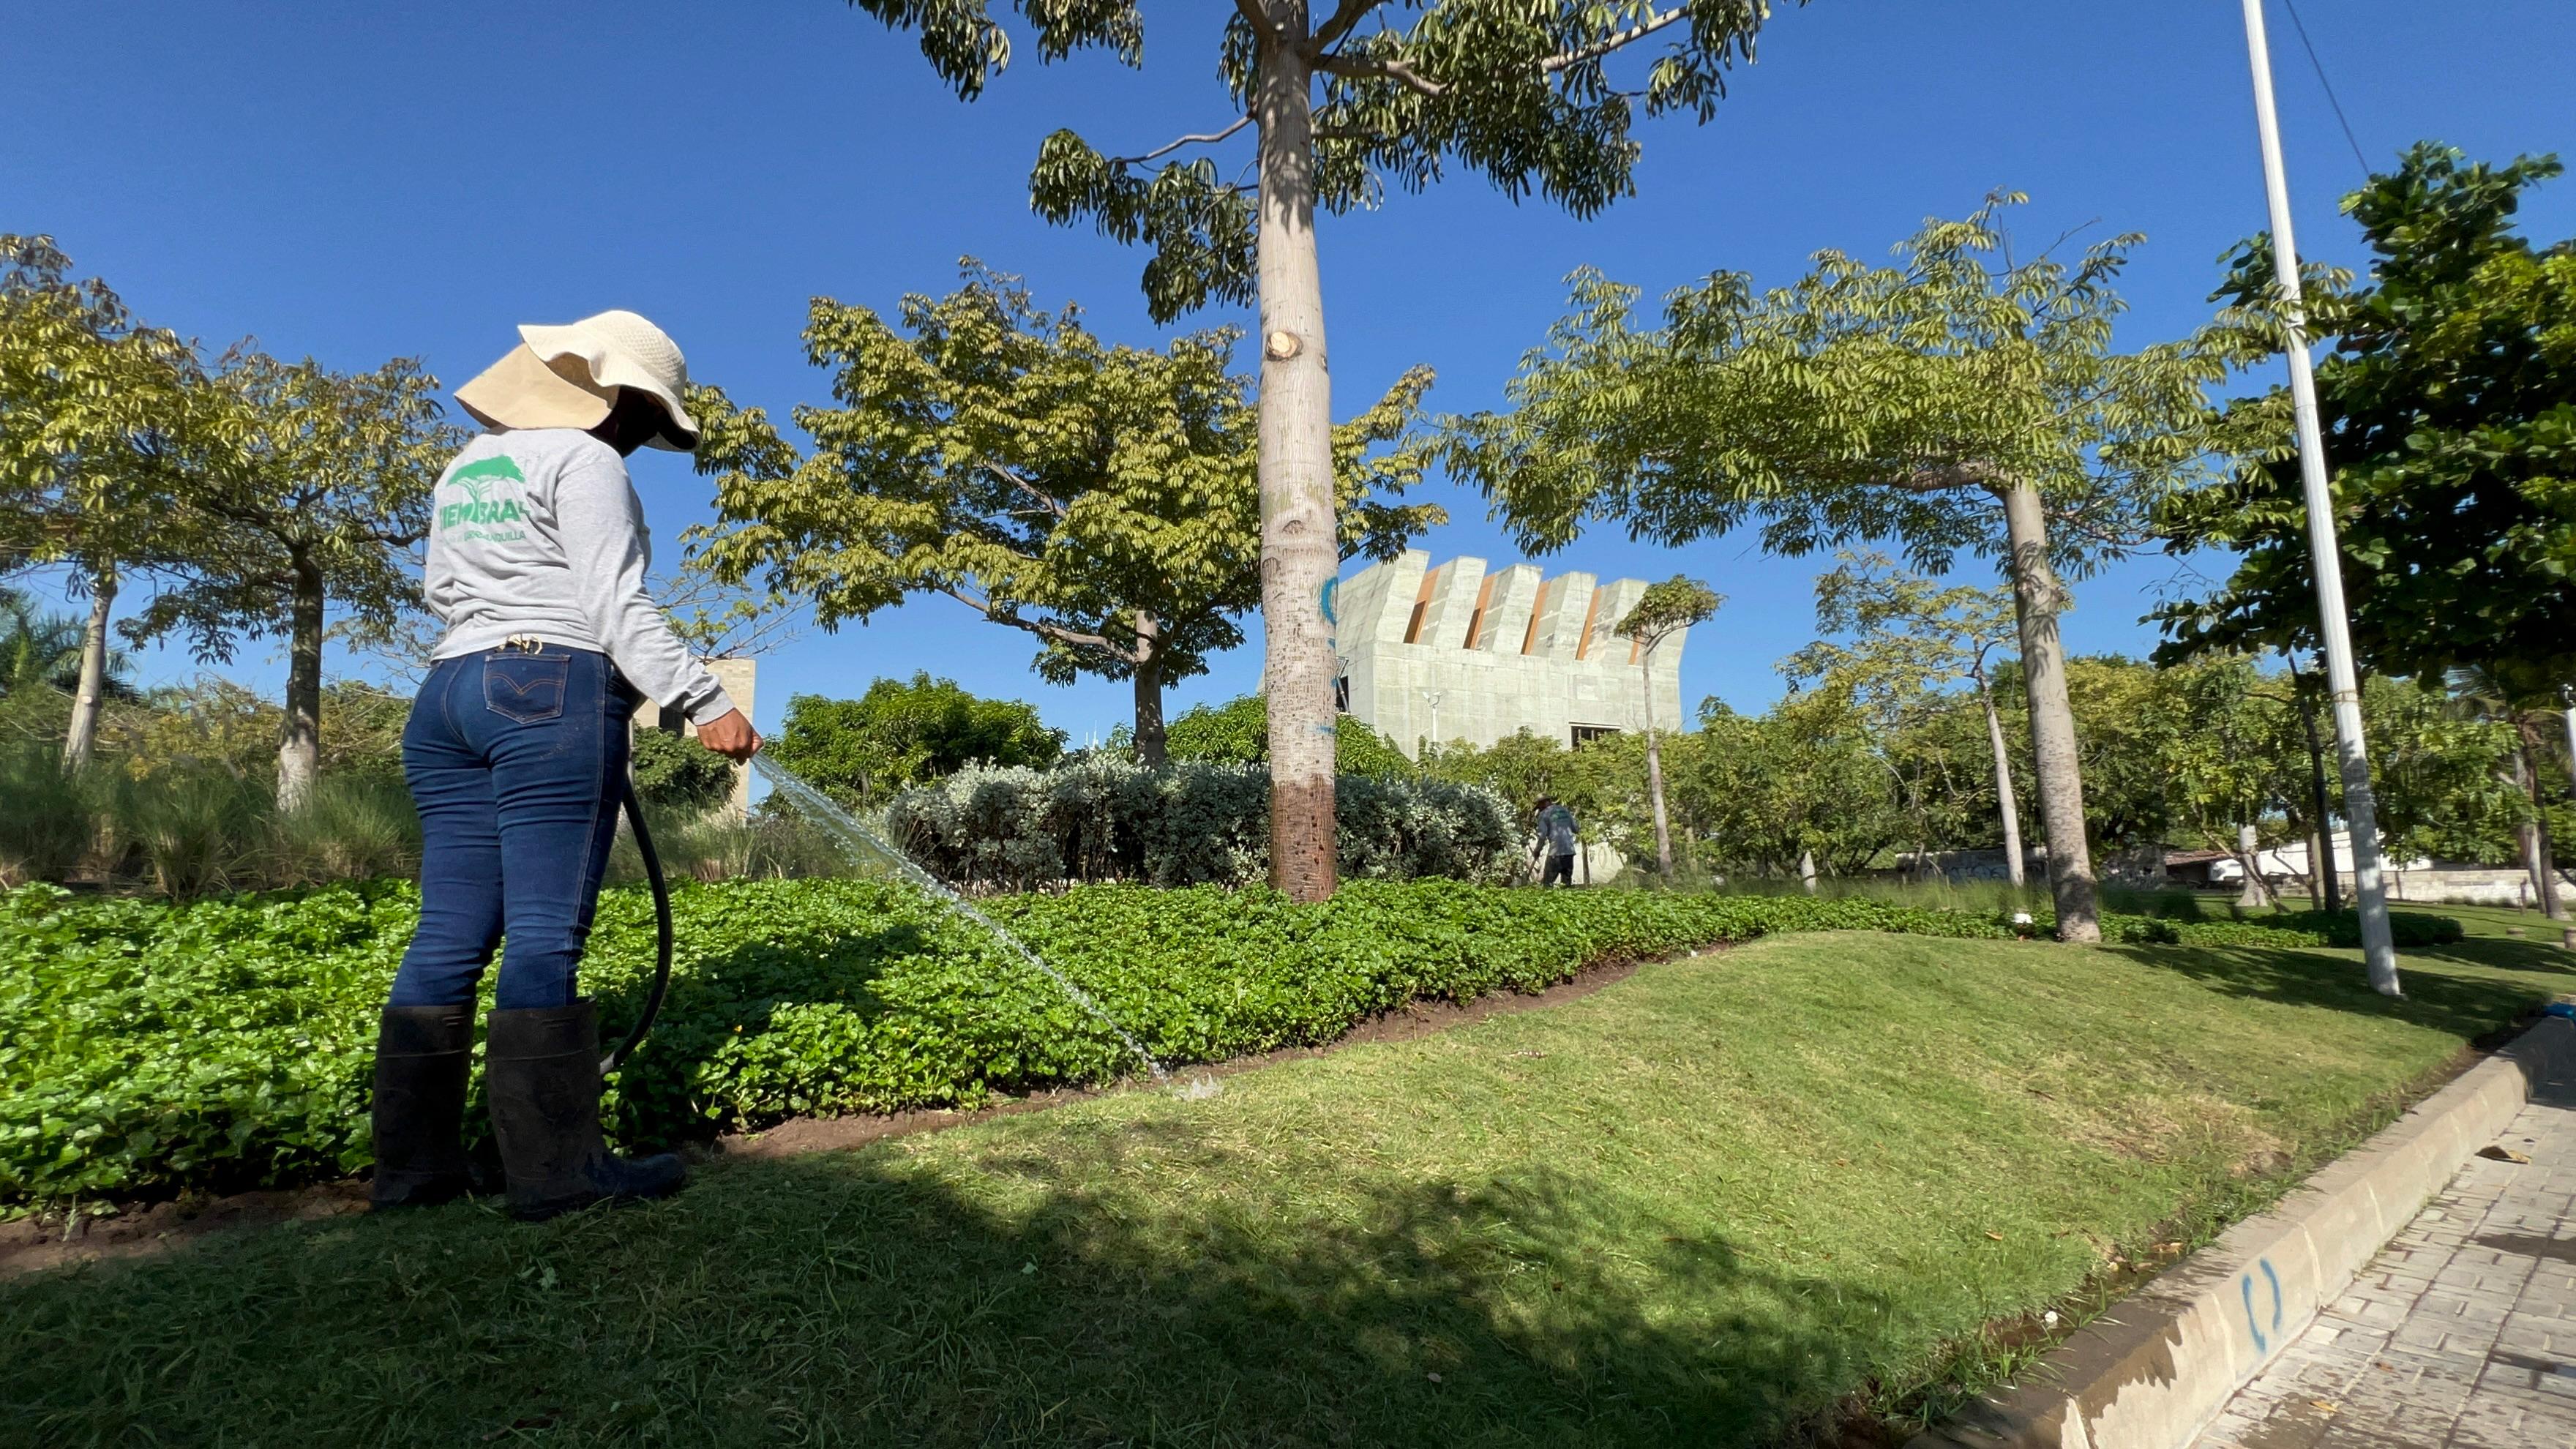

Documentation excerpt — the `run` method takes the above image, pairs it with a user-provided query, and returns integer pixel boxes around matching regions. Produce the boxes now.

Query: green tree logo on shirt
[439,455,527,531]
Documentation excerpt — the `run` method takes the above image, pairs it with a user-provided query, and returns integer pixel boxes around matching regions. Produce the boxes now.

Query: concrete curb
[1908,1012,2576,1449]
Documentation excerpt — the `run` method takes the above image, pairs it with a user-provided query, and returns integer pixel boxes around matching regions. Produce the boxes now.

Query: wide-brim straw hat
[453,309,700,452]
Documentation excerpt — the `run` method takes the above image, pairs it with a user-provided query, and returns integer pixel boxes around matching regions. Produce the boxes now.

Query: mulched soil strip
[0,948,1666,1277]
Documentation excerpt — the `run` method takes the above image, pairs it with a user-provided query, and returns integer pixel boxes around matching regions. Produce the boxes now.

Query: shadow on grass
[1,1112,1901,1449]
[2105,937,2572,1042]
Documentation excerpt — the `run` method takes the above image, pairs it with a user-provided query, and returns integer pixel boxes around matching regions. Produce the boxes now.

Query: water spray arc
[750,754,1170,1083]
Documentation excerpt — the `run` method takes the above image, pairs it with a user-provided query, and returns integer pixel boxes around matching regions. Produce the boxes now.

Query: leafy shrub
[266,774,420,887]
[883,757,1514,889]
[0,875,2471,1208]
[0,877,2050,1206]
[768,674,1064,809]
[629,725,737,812]
[607,799,858,886]
[103,767,270,897]
[0,744,101,886]
[1166,692,1415,779]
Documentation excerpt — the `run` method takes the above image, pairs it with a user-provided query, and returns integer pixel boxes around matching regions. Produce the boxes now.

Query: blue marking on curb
[2262,1258,2283,1334]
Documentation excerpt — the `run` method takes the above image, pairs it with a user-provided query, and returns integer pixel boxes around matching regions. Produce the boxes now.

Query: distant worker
[370,311,760,1221]
[1533,795,1579,887]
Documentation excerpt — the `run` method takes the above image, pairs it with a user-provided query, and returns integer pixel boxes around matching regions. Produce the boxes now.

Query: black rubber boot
[369,1005,476,1210]
[484,1000,684,1222]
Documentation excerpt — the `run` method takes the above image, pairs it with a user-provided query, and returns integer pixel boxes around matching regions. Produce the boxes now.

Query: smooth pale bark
[1975,676,2025,889]
[1251,4,1338,902]
[1639,654,1673,876]
[276,558,324,814]
[1998,480,2100,942]
[2234,822,2272,910]
[1644,732,1671,875]
[1131,608,1167,767]
[61,563,117,772]
[1797,848,1817,894]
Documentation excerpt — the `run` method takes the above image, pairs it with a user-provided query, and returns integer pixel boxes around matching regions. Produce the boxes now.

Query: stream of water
[749,753,1169,1082]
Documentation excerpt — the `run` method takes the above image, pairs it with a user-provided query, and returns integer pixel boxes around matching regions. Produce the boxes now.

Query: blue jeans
[388,646,635,1011]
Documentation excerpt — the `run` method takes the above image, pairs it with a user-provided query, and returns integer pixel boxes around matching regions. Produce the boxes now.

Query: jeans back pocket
[484,654,570,724]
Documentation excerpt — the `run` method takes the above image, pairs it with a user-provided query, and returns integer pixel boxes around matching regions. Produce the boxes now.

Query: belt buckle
[501,634,544,654]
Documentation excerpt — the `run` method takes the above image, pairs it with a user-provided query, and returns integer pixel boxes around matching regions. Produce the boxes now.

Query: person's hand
[695,708,761,763]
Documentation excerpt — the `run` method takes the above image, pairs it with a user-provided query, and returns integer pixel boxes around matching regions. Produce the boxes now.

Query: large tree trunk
[1998,480,2100,942]
[2234,822,2271,910]
[1252,5,1337,902]
[1131,609,1167,767]
[1976,678,2025,888]
[61,562,117,772]
[1641,658,1672,875]
[277,559,325,813]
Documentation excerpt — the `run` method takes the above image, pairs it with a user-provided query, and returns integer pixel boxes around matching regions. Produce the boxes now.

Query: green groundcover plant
[0,877,2460,1208]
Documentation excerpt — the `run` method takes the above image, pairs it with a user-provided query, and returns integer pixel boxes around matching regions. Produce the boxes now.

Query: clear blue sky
[8,1,2572,744]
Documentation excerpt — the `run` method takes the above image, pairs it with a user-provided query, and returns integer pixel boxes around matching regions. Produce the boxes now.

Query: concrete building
[1334,550,1686,758]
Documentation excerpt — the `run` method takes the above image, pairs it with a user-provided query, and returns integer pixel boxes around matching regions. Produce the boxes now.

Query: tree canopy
[837,0,1791,901]
[690,263,1439,763]
[124,349,458,809]
[2156,143,2576,704]
[1442,195,2228,939]
[850,2,1784,322]
[765,672,1065,809]
[0,235,197,767]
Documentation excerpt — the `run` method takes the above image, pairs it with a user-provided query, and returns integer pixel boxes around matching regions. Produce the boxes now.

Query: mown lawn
[3,928,2568,1448]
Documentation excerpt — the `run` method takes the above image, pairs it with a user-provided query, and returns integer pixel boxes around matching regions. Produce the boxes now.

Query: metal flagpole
[2239,0,2401,995]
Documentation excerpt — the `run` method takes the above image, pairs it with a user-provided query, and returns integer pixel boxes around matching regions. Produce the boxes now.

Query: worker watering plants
[370,310,759,1221]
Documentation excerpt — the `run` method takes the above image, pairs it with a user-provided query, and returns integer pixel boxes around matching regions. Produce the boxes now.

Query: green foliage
[884,755,1493,890]
[2,929,2555,1449]
[1778,555,2026,864]
[1445,195,2225,572]
[847,4,1781,323]
[1616,575,1723,650]
[7,870,2403,1208]
[607,800,856,888]
[629,727,737,814]
[1164,692,1414,779]
[1787,553,2016,724]
[0,740,100,886]
[765,673,1064,809]
[0,235,192,588]
[2366,674,2531,865]
[2158,145,2576,701]
[1164,692,1267,764]
[687,265,1442,746]
[1424,729,1600,821]
[0,586,132,700]
[121,350,460,668]
[1690,692,1909,876]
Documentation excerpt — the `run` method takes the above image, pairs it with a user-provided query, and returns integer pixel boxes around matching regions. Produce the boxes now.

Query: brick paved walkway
[2193,1074,2576,1449]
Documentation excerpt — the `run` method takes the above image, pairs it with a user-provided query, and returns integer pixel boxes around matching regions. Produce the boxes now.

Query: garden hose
[601,774,673,1075]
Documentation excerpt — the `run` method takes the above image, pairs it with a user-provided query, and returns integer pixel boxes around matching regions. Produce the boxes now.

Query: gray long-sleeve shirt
[422,428,735,724]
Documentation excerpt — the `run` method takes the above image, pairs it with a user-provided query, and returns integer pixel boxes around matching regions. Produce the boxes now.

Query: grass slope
[4,931,2567,1448]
